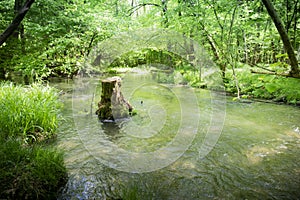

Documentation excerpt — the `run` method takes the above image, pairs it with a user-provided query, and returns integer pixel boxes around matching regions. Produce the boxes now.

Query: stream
[52,71,300,200]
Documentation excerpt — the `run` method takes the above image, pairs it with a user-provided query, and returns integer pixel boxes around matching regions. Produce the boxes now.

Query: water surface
[53,73,300,200]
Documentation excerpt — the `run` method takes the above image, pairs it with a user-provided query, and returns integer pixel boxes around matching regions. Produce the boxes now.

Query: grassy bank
[0,82,67,199]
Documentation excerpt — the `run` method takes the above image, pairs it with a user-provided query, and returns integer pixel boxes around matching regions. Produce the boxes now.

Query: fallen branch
[249,64,276,73]
[250,69,299,78]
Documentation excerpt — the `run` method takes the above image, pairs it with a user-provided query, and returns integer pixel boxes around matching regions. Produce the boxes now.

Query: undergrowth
[0,139,67,199]
[225,67,300,104]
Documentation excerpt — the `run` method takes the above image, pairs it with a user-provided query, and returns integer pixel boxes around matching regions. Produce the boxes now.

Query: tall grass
[0,82,62,143]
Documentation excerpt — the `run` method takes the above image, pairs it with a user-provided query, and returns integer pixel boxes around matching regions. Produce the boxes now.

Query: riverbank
[224,65,300,105]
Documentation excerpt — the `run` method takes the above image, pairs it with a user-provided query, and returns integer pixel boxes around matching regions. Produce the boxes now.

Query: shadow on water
[53,73,300,200]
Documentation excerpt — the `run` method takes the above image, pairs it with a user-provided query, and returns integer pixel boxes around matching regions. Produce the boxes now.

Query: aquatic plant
[0,82,62,143]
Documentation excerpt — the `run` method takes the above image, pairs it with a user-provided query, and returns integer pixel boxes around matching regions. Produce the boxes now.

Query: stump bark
[96,76,133,121]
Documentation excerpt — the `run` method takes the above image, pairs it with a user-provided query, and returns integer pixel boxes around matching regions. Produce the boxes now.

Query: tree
[0,0,35,46]
[261,0,300,77]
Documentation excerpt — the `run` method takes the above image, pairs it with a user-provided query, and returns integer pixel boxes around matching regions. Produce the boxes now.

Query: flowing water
[52,71,300,200]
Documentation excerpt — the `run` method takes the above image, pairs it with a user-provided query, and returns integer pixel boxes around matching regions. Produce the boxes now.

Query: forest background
[0,0,300,104]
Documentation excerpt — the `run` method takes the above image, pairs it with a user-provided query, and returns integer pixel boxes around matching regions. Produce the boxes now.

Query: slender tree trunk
[292,0,299,48]
[115,0,118,16]
[0,0,35,46]
[243,30,248,63]
[13,0,23,37]
[178,0,182,16]
[161,0,168,26]
[261,0,300,77]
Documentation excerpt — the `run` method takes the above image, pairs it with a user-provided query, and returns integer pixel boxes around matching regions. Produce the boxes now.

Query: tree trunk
[0,0,35,46]
[261,0,300,77]
[14,0,26,52]
[161,0,168,26]
[96,77,133,121]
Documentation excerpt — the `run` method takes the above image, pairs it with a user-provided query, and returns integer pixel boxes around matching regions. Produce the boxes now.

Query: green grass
[0,139,67,199]
[0,82,62,143]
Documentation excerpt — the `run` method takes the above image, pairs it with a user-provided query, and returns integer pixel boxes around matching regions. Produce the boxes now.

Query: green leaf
[275,53,288,59]
[254,82,264,88]
[265,83,278,93]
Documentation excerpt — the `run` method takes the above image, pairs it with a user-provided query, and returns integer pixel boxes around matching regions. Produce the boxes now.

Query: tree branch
[209,2,223,30]
[128,3,161,16]
[0,0,35,46]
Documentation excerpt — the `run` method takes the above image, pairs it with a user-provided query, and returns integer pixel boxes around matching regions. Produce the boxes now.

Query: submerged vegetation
[0,82,67,199]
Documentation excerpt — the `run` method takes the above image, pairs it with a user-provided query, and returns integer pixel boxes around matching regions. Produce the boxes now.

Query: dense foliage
[0,139,67,199]
[225,65,300,103]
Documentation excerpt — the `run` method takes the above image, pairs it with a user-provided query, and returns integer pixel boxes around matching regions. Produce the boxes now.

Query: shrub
[225,67,300,104]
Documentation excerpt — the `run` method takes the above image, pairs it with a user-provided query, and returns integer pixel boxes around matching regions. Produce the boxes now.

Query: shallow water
[52,72,300,200]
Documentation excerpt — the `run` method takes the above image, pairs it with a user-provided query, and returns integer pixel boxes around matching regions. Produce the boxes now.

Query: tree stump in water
[96,76,133,121]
